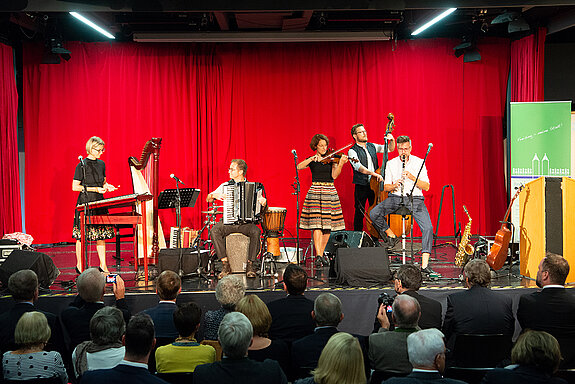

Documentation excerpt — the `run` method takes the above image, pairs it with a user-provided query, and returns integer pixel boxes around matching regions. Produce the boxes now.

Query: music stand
[158,188,200,210]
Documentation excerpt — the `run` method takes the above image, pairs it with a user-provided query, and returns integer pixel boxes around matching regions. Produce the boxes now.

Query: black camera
[378,292,395,313]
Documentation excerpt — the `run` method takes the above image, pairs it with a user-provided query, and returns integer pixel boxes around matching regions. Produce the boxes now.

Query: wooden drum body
[262,207,287,257]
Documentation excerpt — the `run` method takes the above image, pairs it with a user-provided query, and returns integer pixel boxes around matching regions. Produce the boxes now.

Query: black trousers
[353,184,375,231]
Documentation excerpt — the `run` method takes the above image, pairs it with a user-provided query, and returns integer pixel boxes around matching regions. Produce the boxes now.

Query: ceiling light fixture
[411,8,457,36]
[69,12,115,39]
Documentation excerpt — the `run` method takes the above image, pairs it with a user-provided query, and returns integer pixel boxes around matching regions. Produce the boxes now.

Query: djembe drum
[261,207,287,257]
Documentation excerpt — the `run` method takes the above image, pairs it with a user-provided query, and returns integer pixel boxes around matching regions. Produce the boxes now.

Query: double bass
[486,186,523,270]
[365,114,412,238]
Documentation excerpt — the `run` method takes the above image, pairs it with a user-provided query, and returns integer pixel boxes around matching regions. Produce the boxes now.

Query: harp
[129,138,167,264]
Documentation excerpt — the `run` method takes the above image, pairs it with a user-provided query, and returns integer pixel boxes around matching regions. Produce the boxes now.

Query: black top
[74,158,106,205]
[248,339,290,378]
[309,161,333,182]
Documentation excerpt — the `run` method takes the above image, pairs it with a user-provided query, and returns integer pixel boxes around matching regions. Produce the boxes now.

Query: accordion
[223,182,264,225]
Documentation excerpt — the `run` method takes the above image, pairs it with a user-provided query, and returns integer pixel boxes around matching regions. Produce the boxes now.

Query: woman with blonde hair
[2,312,68,384]
[236,295,290,375]
[72,136,118,273]
[295,332,366,384]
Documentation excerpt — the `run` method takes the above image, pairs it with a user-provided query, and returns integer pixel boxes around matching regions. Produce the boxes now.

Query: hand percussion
[261,207,287,257]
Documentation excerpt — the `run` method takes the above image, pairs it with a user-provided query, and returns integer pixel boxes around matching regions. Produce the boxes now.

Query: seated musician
[207,159,266,279]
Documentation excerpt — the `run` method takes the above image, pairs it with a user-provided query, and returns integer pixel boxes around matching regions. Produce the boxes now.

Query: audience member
[481,330,567,384]
[294,332,366,384]
[517,254,575,368]
[61,268,131,350]
[442,259,514,349]
[369,294,421,375]
[194,312,287,384]
[80,314,168,384]
[267,264,315,342]
[0,270,64,354]
[72,306,126,378]
[203,275,245,340]
[236,295,290,375]
[2,311,68,384]
[143,270,181,339]
[375,264,442,332]
[383,328,466,384]
[155,302,215,373]
[291,292,345,378]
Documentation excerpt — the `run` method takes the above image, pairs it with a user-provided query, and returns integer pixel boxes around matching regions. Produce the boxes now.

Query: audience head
[537,253,569,287]
[218,312,253,359]
[77,268,106,302]
[173,302,202,338]
[215,275,245,310]
[464,259,491,288]
[236,294,272,337]
[392,294,421,328]
[283,264,308,295]
[313,292,343,327]
[156,270,181,300]
[15,311,51,349]
[8,269,39,301]
[124,314,155,361]
[395,264,423,292]
[90,306,125,345]
[312,332,366,384]
[407,329,447,372]
[512,330,562,374]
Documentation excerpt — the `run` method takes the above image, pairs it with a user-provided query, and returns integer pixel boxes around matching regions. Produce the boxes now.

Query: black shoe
[386,236,400,249]
[75,267,81,274]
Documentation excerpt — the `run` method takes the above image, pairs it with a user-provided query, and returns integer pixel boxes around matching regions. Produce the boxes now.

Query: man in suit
[194,312,287,384]
[442,259,514,350]
[369,294,421,375]
[142,270,181,339]
[290,292,344,378]
[61,268,131,350]
[0,269,65,354]
[375,264,442,332]
[517,253,575,368]
[80,313,168,384]
[383,329,467,384]
[267,264,315,343]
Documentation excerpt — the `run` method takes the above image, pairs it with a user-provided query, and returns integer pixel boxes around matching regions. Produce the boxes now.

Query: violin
[317,143,358,164]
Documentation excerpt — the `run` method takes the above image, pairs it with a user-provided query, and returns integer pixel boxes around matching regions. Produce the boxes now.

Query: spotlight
[463,50,481,63]
[491,11,518,24]
[453,40,480,63]
[41,37,71,64]
[508,17,530,33]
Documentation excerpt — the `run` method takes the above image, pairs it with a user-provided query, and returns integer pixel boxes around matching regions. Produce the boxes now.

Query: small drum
[261,207,287,257]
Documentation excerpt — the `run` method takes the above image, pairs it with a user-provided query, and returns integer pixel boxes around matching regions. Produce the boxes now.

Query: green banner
[510,101,572,177]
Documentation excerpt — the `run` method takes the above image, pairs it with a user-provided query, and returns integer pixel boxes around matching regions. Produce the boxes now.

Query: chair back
[156,372,194,384]
[451,334,512,368]
[200,339,223,361]
[444,367,491,384]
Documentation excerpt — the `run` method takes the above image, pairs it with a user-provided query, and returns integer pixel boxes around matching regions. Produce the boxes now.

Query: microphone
[292,149,297,156]
[78,155,85,166]
[170,174,185,185]
[426,143,433,154]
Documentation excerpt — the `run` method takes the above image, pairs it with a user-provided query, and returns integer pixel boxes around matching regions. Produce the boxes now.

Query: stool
[225,233,250,273]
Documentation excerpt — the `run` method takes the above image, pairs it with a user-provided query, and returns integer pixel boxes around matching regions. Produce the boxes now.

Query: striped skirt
[300,182,345,231]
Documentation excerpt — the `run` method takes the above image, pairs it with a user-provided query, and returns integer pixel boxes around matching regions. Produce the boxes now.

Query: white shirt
[384,155,428,197]
[348,143,385,177]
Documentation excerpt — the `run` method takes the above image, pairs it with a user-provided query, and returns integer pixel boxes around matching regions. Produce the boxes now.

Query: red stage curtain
[23,39,510,245]
[0,43,21,236]
[510,27,546,102]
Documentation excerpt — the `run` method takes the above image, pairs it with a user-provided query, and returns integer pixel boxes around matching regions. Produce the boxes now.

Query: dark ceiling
[1,0,575,45]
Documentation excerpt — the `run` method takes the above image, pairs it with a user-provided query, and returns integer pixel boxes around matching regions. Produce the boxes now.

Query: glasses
[397,146,411,152]
[92,147,105,153]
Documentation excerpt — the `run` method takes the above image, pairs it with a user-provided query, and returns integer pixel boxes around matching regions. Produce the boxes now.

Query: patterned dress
[300,160,345,231]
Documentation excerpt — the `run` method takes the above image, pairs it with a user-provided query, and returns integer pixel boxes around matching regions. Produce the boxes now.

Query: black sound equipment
[158,248,209,275]
[0,250,60,289]
[324,230,375,255]
[334,248,391,286]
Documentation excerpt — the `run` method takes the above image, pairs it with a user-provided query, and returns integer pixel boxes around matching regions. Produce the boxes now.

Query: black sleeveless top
[308,160,333,182]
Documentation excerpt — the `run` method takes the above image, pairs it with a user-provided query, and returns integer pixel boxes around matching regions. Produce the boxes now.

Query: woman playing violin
[297,134,348,258]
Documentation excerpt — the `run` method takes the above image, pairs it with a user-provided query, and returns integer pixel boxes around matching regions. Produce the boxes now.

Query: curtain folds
[0,43,21,236]
[23,39,511,244]
[510,27,546,102]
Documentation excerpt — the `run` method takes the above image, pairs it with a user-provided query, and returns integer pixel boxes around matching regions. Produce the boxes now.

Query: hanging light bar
[69,12,115,39]
[411,8,457,36]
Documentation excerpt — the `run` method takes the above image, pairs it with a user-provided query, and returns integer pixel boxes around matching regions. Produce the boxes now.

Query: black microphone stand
[80,159,90,270]
[173,178,184,273]
[291,151,301,264]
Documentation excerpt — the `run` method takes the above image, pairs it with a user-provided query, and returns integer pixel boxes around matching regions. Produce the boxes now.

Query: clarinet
[400,155,406,197]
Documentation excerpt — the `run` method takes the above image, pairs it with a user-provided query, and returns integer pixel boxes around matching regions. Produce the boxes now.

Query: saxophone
[455,205,475,267]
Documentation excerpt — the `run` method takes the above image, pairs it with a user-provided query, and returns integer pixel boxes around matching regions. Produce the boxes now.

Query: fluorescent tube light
[69,12,115,39]
[411,8,457,36]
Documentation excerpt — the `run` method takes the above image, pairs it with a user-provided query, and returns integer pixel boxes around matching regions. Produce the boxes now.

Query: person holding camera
[369,294,421,377]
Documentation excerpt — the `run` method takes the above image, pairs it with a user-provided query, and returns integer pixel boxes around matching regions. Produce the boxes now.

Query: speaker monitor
[0,250,60,289]
[334,247,391,286]
[324,230,375,255]
[158,248,209,275]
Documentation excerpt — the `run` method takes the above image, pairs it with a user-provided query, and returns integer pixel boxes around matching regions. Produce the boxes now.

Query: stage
[0,237,547,339]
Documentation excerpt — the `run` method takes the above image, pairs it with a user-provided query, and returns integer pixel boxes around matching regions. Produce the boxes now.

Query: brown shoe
[246,260,257,278]
[218,260,231,279]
